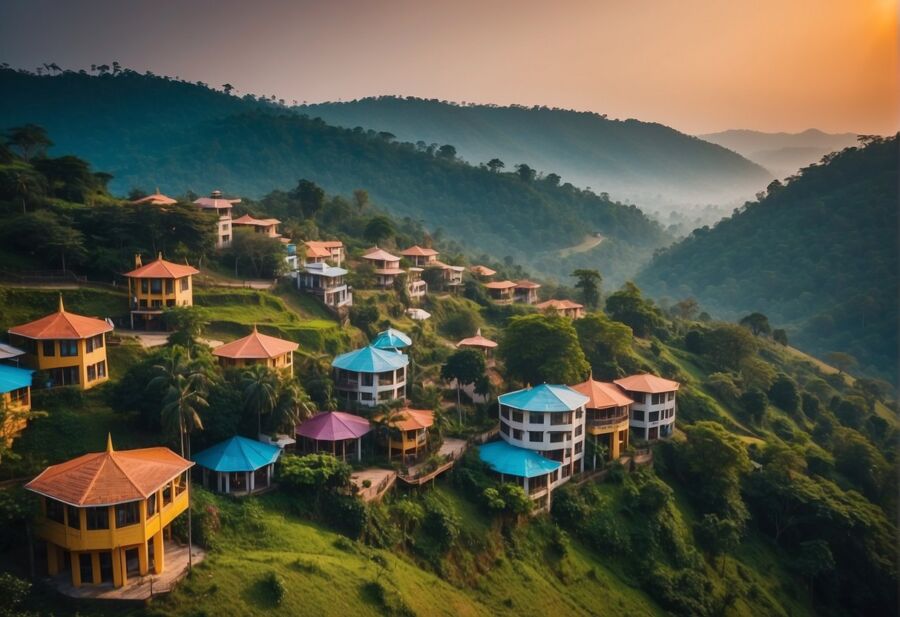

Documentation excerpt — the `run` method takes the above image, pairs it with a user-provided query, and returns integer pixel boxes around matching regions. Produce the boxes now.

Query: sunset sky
[1,0,896,134]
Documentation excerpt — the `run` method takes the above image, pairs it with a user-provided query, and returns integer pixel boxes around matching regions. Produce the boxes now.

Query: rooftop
[25,437,192,507]
[193,191,240,209]
[212,326,298,360]
[457,328,498,349]
[470,265,496,277]
[232,213,282,226]
[484,280,517,290]
[304,243,332,259]
[296,411,372,441]
[332,345,409,373]
[362,247,400,262]
[499,383,589,412]
[515,280,541,289]
[375,408,434,431]
[399,245,439,257]
[124,254,200,279]
[536,299,583,310]
[479,440,562,478]
[0,342,26,360]
[372,328,412,350]
[570,377,633,409]
[303,262,348,277]
[193,436,281,473]
[305,240,343,249]
[614,373,681,394]
[9,296,112,341]
[131,189,177,206]
[0,364,33,393]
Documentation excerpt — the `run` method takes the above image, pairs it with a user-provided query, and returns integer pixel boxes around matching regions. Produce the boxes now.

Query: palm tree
[149,347,209,458]
[269,378,316,436]
[241,364,279,438]
[373,402,404,462]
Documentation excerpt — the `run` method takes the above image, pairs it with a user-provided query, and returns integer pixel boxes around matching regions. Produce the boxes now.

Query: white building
[193,190,239,249]
[361,247,403,289]
[331,345,408,407]
[613,374,680,441]
[298,261,352,309]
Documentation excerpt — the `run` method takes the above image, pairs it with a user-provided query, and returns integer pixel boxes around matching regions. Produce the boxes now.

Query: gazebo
[457,328,498,365]
[193,436,281,495]
[296,411,372,461]
[372,328,412,352]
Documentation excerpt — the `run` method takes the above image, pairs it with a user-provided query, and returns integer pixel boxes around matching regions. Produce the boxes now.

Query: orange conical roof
[8,295,113,340]
[212,326,299,360]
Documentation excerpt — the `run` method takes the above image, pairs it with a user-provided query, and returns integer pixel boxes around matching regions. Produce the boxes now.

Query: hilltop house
[571,376,632,464]
[124,254,199,331]
[407,267,427,299]
[456,328,497,365]
[211,326,298,374]
[399,245,439,267]
[484,280,517,304]
[484,384,590,511]
[535,299,585,319]
[362,247,403,289]
[470,265,496,279]
[513,280,541,304]
[296,411,372,461]
[25,438,192,588]
[8,296,113,390]
[130,189,177,206]
[614,374,680,441]
[331,345,409,407]
[298,262,352,309]
[304,240,344,267]
[193,436,281,496]
[375,407,434,462]
[193,190,239,249]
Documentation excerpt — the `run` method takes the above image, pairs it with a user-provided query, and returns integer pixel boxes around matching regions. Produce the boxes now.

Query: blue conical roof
[479,441,562,478]
[193,436,281,473]
[498,383,589,412]
[331,345,409,373]
[372,328,412,350]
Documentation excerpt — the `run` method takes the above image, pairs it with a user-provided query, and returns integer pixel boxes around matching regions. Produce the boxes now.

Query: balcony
[586,413,629,431]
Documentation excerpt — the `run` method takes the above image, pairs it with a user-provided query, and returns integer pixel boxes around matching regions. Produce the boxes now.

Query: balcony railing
[586,413,629,429]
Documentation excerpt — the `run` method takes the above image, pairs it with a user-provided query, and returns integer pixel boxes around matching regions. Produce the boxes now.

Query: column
[152,531,165,574]
[138,541,149,576]
[46,544,59,576]
[224,473,230,494]
[357,438,362,461]
[248,471,254,493]
[611,430,620,460]
[91,552,102,584]
[111,548,123,588]
[71,552,82,587]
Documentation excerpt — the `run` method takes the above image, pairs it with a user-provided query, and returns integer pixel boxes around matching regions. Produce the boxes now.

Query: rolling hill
[636,135,898,382]
[298,96,772,210]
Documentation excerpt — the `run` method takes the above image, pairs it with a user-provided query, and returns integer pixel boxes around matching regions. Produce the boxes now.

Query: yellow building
[124,254,200,330]
[571,376,632,465]
[7,296,113,390]
[25,437,193,588]
[0,364,34,453]
[211,326,299,373]
[375,408,434,461]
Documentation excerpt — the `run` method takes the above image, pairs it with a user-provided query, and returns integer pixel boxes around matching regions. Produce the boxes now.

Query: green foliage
[227,227,286,278]
[440,348,485,387]
[739,389,768,424]
[702,324,758,370]
[574,312,633,377]
[571,268,601,310]
[768,374,800,413]
[499,313,589,385]
[604,282,662,338]
[0,572,31,617]
[263,571,287,606]
[739,312,771,336]
[279,453,351,493]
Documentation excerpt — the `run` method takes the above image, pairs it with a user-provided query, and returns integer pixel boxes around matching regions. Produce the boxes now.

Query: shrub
[264,571,286,606]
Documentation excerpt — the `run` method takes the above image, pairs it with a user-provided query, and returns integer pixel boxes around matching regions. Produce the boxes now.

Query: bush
[768,374,800,413]
[264,571,286,606]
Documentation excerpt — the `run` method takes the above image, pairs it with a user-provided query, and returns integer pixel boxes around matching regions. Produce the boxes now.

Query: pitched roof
[331,346,409,373]
[124,255,200,279]
[457,328,498,349]
[570,377,633,409]
[372,328,412,350]
[362,247,400,262]
[515,280,541,289]
[0,365,33,393]
[304,243,332,259]
[131,190,177,206]
[0,342,26,360]
[536,299,583,310]
[305,240,343,249]
[399,245,439,257]
[499,384,589,412]
[9,296,112,340]
[614,373,681,394]
[25,440,192,507]
[194,192,240,209]
[479,440,562,478]
[470,265,496,277]
[212,327,298,359]
[484,280,517,290]
[193,436,281,473]
[232,214,281,226]
[375,408,434,431]
[303,262,348,277]
[374,268,405,276]
[296,411,372,441]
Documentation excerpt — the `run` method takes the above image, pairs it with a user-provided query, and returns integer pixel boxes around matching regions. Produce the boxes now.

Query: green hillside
[0,69,669,284]
[636,136,898,382]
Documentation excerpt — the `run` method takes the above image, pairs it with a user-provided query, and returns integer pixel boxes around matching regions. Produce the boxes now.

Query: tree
[571,269,602,310]
[483,483,532,524]
[703,324,758,370]
[222,83,234,95]
[514,163,536,182]
[793,539,835,590]
[499,313,589,385]
[270,378,315,435]
[5,124,52,161]
[739,312,772,336]
[364,216,395,245]
[768,374,800,413]
[163,306,208,349]
[544,173,562,186]
[739,389,768,424]
[149,347,209,459]
[695,513,742,574]
[391,498,424,547]
[678,422,751,524]
[241,364,280,437]
[352,188,369,211]
[604,282,662,338]
[279,453,351,512]
[230,228,285,278]
[436,144,457,160]
[825,351,857,375]
[12,211,87,271]
[773,328,788,345]
[574,312,632,374]
[441,349,486,426]
[486,158,505,173]
[289,179,325,218]
[672,298,699,320]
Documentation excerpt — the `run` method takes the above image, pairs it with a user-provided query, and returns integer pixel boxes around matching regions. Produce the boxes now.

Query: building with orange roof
[130,189,177,206]
[470,265,496,279]
[536,299,585,319]
[362,247,403,289]
[25,437,193,588]
[212,326,299,373]
[457,328,498,364]
[124,254,200,331]
[571,375,632,463]
[231,213,283,239]
[303,242,333,263]
[374,407,434,460]
[8,296,113,389]
[399,245,439,267]
[613,374,680,441]
[193,190,239,249]
[484,280,517,304]
[514,280,541,304]
[304,240,345,266]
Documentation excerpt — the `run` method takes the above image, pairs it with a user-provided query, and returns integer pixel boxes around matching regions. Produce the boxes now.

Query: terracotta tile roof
[131,190,177,206]
[614,373,680,394]
[362,247,400,262]
[9,296,112,340]
[25,439,192,507]
[484,280,517,290]
[536,299,583,310]
[375,408,435,431]
[571,377,633,409]
[515,280,541,289]
[457,328,498,349]
[374,268,405,276]
[303,243,332,259]
[305,240,343,249]
[470,265,497,277]
[232,214,281,226]
[399,245,439,257]
[125,255,200,279]
[194,191,240,209]
[212,327,299,359]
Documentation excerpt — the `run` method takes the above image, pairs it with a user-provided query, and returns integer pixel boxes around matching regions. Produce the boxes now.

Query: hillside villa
[571,376,632,464]
[193,436,281,496]
[8,296,113,390]
[211,326,298,374]
[124,254,199,331]
[298,262,352,309]
[130,189,177,206]
[535,299,585,319]
[361,247,403,289]
[375,407,434,462]
[456,328,497,365]
[193,190,239,249]
[304,240,345,266]
[371,328,412,353]
[513,280,541,304]
[406,267,427,299]
[399,245,439,267]
[25,437,192,588]
[232,213,298,270]
[296,411,372,461]
[614,374,680,441]
[332,345,409,407]
[469,265,496,279]
[484,280,517,304]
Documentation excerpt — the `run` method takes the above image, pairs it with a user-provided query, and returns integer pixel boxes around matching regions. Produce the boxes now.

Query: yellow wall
[14,335,109,390]
[389,428,427,455]
[216,352,293,373]
[128,275,194,312]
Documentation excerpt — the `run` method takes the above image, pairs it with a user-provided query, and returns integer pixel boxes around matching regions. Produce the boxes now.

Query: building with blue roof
[332,346,409,407]
[298,261,352,309]
[371,328,412,351]
[497,384,590,495]
[0,364,34,411]
[479,440,563,511]
[193,436,282,495]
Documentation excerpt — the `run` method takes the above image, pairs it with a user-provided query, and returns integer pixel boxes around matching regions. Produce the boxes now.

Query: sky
[0,0,896,135]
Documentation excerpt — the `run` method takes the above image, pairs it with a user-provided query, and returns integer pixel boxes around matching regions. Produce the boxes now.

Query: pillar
[357,438,362,461]
[224,473,230,494]
[611,430,620,460]
[91,552,102,584]
[71,552,82,587]
[152,531,165,574]
[248,471,254,493]
[138,541,149,576]
[111,548,123,588]
[46,544,59,576]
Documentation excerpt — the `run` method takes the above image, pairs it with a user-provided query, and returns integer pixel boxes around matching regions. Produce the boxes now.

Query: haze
[0,0,896,134]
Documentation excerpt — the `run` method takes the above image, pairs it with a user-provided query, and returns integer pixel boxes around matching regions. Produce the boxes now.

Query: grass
[0,286,127,332]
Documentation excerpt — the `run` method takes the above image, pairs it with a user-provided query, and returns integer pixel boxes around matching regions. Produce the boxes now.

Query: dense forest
[0,68,669,285]
[637,136,899,382]
[299,96,772,211]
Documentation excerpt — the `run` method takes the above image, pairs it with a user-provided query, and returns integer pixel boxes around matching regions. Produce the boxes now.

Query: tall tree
[5,124,52,161]
[499,313,589,385]
[485,158,505,173]
[241,364,280,437]
[739,312,772,336]
[440,348,486,426]
[571,269,602,310]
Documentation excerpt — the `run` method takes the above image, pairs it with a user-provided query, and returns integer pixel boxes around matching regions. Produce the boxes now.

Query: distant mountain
[0,69,669,284]
[699,128,859,180]
[297,96,772,208]
[637,136,898,382]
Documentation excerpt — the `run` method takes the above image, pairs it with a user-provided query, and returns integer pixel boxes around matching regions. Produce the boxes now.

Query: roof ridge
[108,451,151,499]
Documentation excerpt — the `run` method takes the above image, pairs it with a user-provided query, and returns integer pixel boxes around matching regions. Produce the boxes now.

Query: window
[165,280,174,294]
[529,413,545,424]
[46,499,65,524]
[631,409,643,422]
[361,392,373,401]
[550,470,559,483]
[500,407,509,420]
[42,341,55,357]
[59,341,78,357]
[513,428,523,440]
[150,279,162,294]
[86,507,109,530]
[141,279,149,294]
[550,413,569,425]
[632,393,645,404]
[166,299,176,307]
[575,408,583,419]
[162,483,172,506]
[668,392,675,401]
[66,505,81,530]
[529,431,543,443]
[651,393,663,405]
[9,387,28,405]
[361,373,374,386]
[550,432,566,443]
[575,440,583,454]
[87,364,96,381]
[500,421,510,436]
[649,411,660,422]
[86,335,104,353]
[97,361,107,378]
[151,299,163,308]
[175,472,187,496]
[139,299,148,308]
[181,278,189,291]
[575,425,582,437]
[115,502,140,527]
